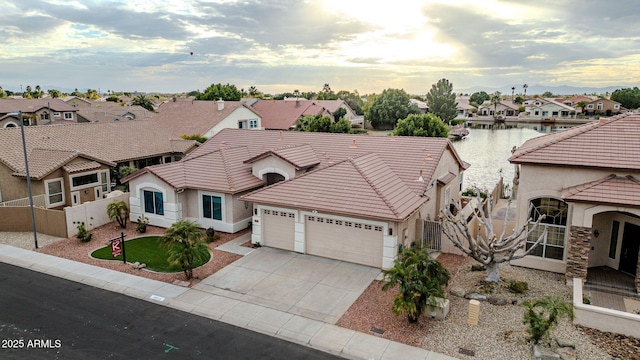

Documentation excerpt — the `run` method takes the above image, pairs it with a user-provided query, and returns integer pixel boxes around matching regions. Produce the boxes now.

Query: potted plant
[136,215,149,233]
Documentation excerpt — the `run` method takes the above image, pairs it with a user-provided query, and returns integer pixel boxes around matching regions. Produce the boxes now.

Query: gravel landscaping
[32,222,246,286]
[338,253,639,360]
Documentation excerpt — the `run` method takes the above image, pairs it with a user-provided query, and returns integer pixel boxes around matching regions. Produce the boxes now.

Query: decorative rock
[426,297,450,320]
[556,347,577,360]
[555,338,575,349]
[450,287,466,297]
[488,296,508,305]
[139,263,147,269]
[533,345,560,359]
[132,261,140,269]
[465,293,487,301]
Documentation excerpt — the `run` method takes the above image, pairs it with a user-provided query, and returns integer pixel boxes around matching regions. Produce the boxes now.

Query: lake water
[452,128,544,191]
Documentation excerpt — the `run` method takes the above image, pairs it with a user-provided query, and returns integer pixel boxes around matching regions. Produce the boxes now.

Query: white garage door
[262,209,295,251]
[305,215,384,268]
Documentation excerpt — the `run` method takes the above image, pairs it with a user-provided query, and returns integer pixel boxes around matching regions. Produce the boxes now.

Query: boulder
[450,287,466,297]
[425,297,450,320]
[488,296,508,305]
[533,345,560,359]
[132,261,140,269]
[556,347,577,360]
[465,293,487,301]
[555,338,575,349]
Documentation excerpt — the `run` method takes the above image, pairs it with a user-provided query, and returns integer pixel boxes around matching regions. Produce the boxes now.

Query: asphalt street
[0,262,342,360]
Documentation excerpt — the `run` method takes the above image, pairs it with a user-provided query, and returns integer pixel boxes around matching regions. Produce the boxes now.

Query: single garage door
[262,209,295,251]
[305,215,384,268]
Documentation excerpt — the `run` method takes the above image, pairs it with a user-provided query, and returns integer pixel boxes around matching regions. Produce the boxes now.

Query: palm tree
[161,220,210,280]
[382,246,449,323]
[107,200,129,229]
[490,92,502,119]
[511,86,515,101]
[523,84,528,98]
[131,94,155,111]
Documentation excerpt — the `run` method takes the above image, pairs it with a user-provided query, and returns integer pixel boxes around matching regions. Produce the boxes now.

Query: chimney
[217,98,224,111]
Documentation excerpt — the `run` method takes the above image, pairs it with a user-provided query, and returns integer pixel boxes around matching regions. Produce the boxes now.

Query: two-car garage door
[305,215,383,268]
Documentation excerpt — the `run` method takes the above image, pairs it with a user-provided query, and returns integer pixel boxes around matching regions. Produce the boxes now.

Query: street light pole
[9,111,38,249]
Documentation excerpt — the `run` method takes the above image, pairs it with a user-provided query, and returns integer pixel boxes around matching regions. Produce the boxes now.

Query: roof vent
[416,170,424,182]
[220,141,225,147]
[350,139,357,148]
[279,131,283,141]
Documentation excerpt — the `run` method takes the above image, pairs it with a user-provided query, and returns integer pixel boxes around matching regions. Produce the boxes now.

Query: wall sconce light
[593,229,599,238]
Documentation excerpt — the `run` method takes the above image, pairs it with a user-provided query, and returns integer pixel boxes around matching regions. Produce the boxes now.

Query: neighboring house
[123,129,469,269]
[519,98,575,119]
[409,99,429,114]
[284,98,362,127]
[75,105,155,123]
[153,99,262,138]
[556,96,595,108]
[583,98,623,116]
[252,100,331,130]
[0,121,198,208]
[509,113,640,292]
[455,97,474,119]
[62,96,93,109]
[0,98,79,127]
[478,100,520,117]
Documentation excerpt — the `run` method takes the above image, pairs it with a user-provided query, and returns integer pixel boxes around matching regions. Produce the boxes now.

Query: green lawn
[90,236,210,273]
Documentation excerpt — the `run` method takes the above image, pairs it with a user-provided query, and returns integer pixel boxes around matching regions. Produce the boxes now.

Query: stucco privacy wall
[251,204,397,269]
[65,192,129,237]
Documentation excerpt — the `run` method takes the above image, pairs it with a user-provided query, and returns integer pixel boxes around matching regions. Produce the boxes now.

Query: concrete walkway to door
[194,247,380,324]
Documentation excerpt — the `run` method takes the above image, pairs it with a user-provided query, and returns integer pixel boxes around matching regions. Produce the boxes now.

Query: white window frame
[71,191,80,206]
[199,191,225,222]
[64,112,73,120]
[44,177,65,208]
[249,119,258,129]
[53,112,61,118]
[70,170,109,191]
[238,120,247,129]
[587,104,594,109]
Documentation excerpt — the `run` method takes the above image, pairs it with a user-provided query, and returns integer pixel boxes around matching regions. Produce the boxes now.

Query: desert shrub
[508,280,529,294]
[74,221,92,242]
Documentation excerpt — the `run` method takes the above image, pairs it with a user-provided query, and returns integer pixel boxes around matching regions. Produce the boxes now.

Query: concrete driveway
[194,247,380,324]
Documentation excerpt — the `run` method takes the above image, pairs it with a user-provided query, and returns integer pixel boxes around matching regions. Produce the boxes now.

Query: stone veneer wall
[565,226,591,282]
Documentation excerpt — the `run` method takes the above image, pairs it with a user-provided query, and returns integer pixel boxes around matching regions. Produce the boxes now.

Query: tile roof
[75,106,154,123]
[0,121,197,176]
[562,175,640,208]
[125,146,264,194]
[0,98,76,114]
[242,153,428,221]
[252,100,330,130]
[12,149,114,179]
[244,144,320,170]
[62,161,104,174]
[152,100,261,137]
[509,113,640,170]
[134,129,469,220]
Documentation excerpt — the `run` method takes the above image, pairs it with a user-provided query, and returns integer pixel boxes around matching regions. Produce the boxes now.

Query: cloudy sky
[1,0,638,95]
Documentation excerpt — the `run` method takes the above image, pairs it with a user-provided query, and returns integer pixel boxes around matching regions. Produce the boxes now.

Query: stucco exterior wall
[128,172,178,228]
[204,106,262,138]
[250,156,296,181]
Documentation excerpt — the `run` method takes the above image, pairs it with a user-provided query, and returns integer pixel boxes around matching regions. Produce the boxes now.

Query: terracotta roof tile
[510,113,640,170]
[153,100,260,137]
[62,161,103,173]
[0,121,197,174]
[0,98,76,114]
[562,175,640,207]
[252,100,331,130]
[12,149,114,180]
[244,143,320,170]
[242,153,428,221]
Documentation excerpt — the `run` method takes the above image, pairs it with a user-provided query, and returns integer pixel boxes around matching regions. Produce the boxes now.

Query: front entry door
[620,223,640,275]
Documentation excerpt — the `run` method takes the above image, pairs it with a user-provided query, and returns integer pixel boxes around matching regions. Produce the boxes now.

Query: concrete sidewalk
[0,244,458,360]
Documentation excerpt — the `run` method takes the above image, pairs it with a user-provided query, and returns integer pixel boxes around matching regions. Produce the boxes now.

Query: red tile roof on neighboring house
[12,149,114,180]
[242,153,429,221]
[0,98,76,114]
[562,174,640,207]
[509,113,640,170]
[244,143,320,170]
[252,100,330,130]
[0,121,197,178]
[152,100,261,137]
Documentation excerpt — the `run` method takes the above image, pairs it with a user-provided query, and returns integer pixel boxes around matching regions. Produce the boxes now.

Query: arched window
[526,197,568,260]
